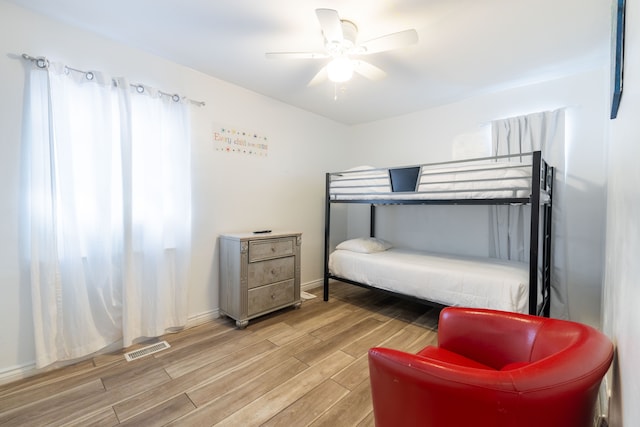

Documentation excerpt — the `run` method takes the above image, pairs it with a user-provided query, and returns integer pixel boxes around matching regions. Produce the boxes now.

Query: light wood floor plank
[0,364,106,414]
[331,353,370,391]
[118,393,196,427]
[176,357,308,426]
[101,358,170,391]
[295,317,384,366]
[0,282,439,426]
[309,378,374,427]
[378,323,433,352]
[264,322,311,346]
[65,406,120,427]
[341,317,409,358]
[261,379,350,427]
[213,351,355,426]
[357,410,376,427]
[0,358,97,397]
[113,339,277,422]
[186,334,321,407]
[309,307,379,342]
[162,329,266,378]
[0,378,106,426]
[285,300,357,334]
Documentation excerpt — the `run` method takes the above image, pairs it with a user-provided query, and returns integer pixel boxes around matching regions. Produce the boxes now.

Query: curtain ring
[136,85,145,94]
[172,94,180,102]
[36,57,49,69]
[85,71,94,81]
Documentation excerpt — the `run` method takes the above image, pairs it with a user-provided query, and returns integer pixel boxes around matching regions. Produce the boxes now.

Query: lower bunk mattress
[328,247,538,314]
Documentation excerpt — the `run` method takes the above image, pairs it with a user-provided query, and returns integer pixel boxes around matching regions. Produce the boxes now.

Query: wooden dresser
[219,231,302,328]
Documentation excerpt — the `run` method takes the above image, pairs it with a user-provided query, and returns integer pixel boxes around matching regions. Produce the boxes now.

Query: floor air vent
[124,340,170,362]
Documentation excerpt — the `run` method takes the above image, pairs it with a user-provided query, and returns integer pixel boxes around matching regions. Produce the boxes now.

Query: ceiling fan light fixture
[266,9,418,87]
[327,57,354,82]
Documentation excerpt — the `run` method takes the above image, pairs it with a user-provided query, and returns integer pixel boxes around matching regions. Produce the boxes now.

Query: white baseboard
[302,279,323,292]
[0,361,37,386]
[186,308,221,328]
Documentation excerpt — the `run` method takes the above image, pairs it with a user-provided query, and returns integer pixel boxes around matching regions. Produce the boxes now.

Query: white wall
[603,0,640,424]
[347,68,609,327]
[0,1,347,380]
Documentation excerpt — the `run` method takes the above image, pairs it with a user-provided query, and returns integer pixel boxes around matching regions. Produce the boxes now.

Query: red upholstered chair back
[437,307,585,369]
[368,307,614,427]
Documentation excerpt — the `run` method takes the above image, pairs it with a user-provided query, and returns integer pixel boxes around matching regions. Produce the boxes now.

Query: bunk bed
[323,151,553,317]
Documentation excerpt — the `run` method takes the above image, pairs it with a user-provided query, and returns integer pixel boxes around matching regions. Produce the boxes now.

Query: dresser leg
[236,319,249,329]
[294,302,302,309]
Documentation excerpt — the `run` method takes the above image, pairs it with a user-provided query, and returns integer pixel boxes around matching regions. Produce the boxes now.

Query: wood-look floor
[0,282,440,427]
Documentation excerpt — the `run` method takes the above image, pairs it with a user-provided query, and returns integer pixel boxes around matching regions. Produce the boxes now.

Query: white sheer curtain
[123,85,191,346]
[23,61,191,368]
[490,109,568,318]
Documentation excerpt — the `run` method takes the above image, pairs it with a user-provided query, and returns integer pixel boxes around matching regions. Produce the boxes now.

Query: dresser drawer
[248,279,295,315]
[249,237,295,262]
[248,256,295,289]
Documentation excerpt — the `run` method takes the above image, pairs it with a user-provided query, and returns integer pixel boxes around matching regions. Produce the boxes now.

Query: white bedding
[329,247,536,314]
[329,162,533,200]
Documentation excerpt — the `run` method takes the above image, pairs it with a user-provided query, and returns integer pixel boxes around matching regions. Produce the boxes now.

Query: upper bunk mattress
[328,161,534,201]
[328,247,534,314]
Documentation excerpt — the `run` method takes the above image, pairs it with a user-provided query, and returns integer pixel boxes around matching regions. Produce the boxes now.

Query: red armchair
[368,307,614,427]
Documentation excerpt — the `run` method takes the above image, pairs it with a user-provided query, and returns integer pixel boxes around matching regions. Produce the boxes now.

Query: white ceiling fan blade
[360,29,418,54]
[307,66,328,86]
[265,52,328,60]
[316,8,343,43]
[353,60,387,81]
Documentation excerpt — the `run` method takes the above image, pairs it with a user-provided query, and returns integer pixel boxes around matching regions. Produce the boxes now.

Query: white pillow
[335,237,392,254]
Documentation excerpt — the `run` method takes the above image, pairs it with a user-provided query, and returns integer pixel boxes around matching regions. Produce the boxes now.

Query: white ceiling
[9,0,611,125]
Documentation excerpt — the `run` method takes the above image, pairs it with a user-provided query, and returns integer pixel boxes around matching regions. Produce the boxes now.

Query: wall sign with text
[213,125,269,157]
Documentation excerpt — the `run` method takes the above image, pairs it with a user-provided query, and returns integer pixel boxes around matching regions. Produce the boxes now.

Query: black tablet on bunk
[389,166,420,192]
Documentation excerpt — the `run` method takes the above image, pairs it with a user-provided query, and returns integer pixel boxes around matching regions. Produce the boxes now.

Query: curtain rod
[21,53,205,107]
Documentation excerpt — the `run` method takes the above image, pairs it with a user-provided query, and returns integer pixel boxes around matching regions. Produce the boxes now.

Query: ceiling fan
[266,9,418,86]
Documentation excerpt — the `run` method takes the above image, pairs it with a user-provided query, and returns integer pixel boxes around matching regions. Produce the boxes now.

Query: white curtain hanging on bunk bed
[490,109,568,319]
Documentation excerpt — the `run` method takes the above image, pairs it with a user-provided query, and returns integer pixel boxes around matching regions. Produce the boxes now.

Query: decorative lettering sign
[213,125,268,157]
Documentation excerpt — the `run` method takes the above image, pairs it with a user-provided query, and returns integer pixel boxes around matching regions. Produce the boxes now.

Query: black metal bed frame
[323,151,554,317]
